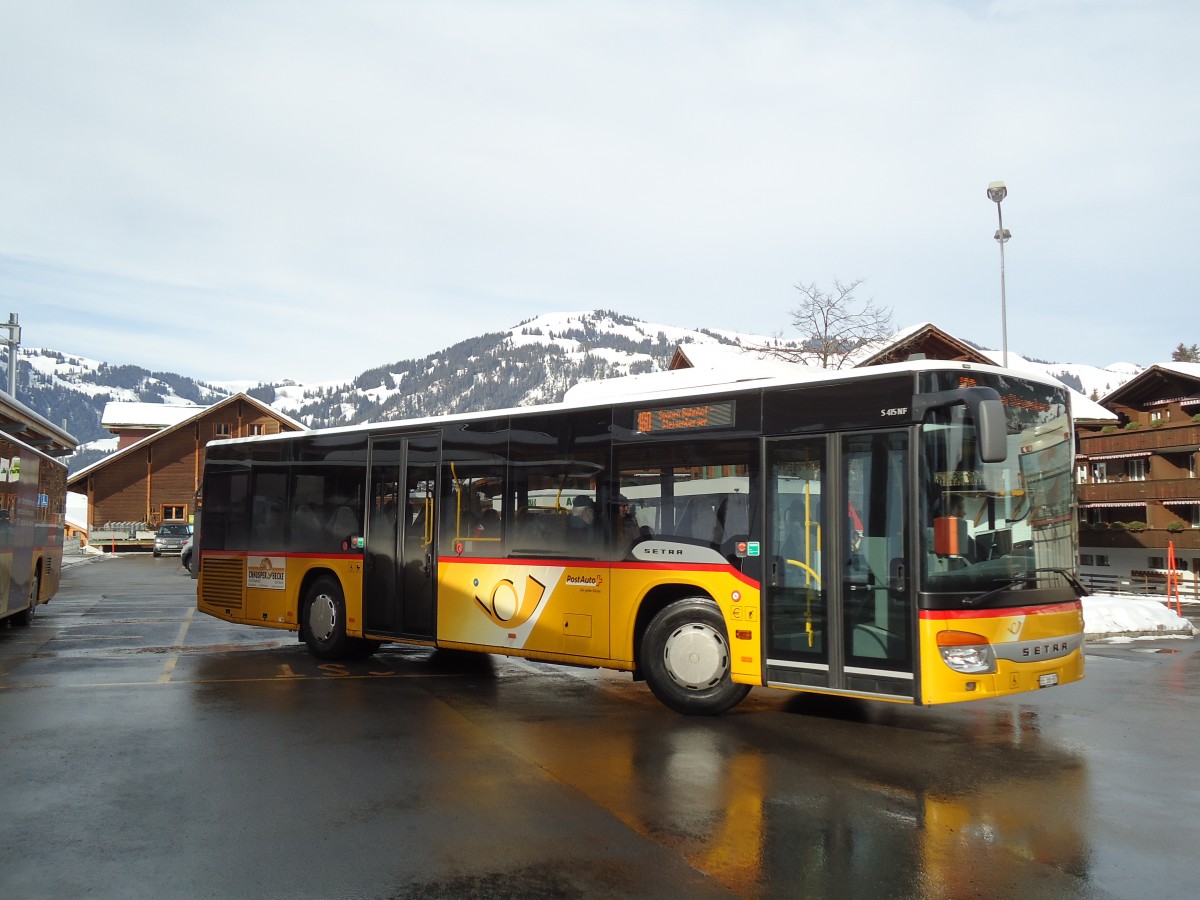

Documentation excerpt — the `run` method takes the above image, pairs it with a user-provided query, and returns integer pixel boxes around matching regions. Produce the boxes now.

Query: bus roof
[207,358,1070,450]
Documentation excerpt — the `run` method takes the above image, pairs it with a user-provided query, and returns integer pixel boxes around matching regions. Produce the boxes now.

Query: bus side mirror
[975,397,1007,463]
[912,386,1008,464]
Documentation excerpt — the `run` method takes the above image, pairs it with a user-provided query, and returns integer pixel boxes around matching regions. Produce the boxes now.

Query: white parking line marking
[158,607,195,683]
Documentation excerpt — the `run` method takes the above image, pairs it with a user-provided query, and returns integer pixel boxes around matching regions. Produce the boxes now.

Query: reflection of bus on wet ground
[0,389,75,627]
[197,359,1086,714]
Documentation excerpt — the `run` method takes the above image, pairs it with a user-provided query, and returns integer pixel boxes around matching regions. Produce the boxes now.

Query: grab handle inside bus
[912,386,1007,463]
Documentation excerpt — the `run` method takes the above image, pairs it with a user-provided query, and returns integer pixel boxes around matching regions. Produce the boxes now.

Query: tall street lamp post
[987,181,1011,367]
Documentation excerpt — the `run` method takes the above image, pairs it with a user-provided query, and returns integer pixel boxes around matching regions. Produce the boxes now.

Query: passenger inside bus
[569,495,596,532]
[612,494,644,552]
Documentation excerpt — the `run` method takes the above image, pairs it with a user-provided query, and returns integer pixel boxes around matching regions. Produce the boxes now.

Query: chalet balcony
[1077,478,1200,504]
[1079,423,1200,457]
[1078,526,1200,552]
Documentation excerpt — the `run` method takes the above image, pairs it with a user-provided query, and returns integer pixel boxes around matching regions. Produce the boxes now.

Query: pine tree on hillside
[1171,342,1200,363]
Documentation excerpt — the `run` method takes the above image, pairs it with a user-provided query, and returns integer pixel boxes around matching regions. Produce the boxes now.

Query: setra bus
[196,360,1085,714]
[0,391,73,627]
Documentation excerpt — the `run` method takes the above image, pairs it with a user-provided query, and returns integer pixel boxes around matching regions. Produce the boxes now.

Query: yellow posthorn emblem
[475,575,546,627]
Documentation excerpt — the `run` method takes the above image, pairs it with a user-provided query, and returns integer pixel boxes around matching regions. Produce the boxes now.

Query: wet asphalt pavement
[1,555,1197,899]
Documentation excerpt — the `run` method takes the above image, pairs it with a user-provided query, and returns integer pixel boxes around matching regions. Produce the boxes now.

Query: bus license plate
[1039,673,1059,688]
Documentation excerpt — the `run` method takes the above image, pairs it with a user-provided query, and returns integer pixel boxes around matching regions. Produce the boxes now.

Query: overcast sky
[2,1,1196,384]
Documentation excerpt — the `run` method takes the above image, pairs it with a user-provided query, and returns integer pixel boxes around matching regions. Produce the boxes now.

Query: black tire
[182,550,194,575]
[640,597,751,715]
[302,576,355,660]
[13,570,40,627]
[152,550,161,558]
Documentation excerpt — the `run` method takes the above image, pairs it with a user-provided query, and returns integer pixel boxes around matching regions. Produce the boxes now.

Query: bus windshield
[919,373,1076,603]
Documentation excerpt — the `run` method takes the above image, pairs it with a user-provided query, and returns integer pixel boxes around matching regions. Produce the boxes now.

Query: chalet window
[1190,456,1197,479]
[247,423,265,436]
[1080,554,1094,566]
[1091,462,1107,483]
[1151,410,1166,422]
[1192,506,1200,529]
[1149,556,1165,569]
[1076,464,1088,484]
[1095,555,1110,567]
[162,504,187,522]
[1127,459,1146,482]
[214,423,232,438]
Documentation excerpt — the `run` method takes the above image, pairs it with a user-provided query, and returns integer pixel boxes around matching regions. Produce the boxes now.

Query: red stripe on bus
[438,556,762,589]
[920,601,1082,620]
[203,550,362,561]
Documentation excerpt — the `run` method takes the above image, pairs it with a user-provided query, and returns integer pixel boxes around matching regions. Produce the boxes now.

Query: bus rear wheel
[641,597,750,715]
[13,570,40,627]
[303,576,354,659]
[302,576,380,661]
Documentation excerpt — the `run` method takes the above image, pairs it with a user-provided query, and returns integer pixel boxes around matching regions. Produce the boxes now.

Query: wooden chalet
[68,393,305,531]
[1076,363,1200,594]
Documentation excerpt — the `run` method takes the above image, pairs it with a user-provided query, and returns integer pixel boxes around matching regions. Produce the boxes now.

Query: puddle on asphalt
[1130,647,1180,654]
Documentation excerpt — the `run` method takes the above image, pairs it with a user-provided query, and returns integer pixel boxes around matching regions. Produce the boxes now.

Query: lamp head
[987,181,1007,203]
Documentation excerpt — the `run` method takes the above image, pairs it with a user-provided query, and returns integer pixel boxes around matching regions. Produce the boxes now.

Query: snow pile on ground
[1083,594,1197,640]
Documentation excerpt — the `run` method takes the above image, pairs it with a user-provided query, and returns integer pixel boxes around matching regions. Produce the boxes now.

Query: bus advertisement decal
[246,556,287,591]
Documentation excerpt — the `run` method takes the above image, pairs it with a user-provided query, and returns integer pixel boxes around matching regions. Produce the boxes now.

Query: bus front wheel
[641,598,750,715]
[303,576,354,659]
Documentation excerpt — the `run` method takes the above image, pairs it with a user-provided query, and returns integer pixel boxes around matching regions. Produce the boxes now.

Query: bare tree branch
[752,278,894,369]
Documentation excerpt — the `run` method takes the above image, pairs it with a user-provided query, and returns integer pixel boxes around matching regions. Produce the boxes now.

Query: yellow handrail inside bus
[785,559,821,585]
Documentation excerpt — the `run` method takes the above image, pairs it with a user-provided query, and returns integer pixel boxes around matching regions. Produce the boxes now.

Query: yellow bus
[196,360,1085,714]
[0,393,72,627]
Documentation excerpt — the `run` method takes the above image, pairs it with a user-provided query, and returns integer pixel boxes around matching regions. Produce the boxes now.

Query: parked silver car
[153,524,191,557]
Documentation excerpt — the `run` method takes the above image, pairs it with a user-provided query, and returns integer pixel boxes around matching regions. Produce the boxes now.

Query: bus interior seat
[327,505,359,537]
[676,499,722,546]
[294,504,322,542]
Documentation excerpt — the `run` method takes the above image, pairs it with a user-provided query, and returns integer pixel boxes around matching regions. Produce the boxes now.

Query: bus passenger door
[765,438,831,691]
[839,431,913,698]
[765,431,914,700]
[365,435,438,640]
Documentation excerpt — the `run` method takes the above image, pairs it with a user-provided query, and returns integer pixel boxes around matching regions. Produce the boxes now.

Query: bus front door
[839,430,913,699]
[365,434,438,640]
[765,431,914,700]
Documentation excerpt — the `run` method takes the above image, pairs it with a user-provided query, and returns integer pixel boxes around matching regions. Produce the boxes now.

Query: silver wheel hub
[663,622,728,690]
[309,593,337,642]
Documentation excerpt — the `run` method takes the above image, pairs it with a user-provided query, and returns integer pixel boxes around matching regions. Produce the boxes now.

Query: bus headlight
[936,630,997,674]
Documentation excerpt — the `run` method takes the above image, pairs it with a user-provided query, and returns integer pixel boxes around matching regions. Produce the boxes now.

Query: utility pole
[1,313,19,397]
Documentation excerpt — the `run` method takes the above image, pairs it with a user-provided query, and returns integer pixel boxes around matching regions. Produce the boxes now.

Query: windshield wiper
[963,578,1027,608]
[962,567,1088,609]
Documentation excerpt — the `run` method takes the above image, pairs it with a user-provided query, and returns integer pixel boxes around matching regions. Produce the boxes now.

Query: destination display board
[634,400,735,434]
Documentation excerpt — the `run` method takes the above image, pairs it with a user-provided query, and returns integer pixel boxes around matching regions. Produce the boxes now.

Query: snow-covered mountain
[11,309,1144,474]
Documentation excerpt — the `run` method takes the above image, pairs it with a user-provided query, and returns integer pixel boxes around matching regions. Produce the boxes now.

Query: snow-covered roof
[1154,362,1200,380]
[670,343,811,378]
[1096,362,1200,408]
[101,401,206,429]
[567,353,822,404]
